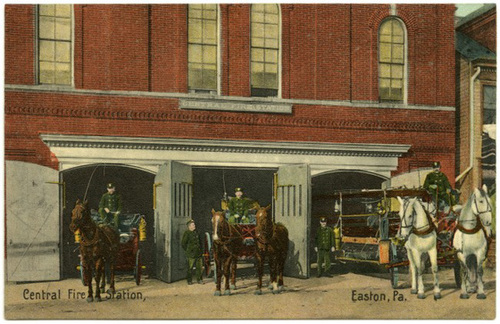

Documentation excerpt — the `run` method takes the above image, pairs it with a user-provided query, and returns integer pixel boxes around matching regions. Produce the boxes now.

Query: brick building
[455,4,496,201]
[5,4,456,282]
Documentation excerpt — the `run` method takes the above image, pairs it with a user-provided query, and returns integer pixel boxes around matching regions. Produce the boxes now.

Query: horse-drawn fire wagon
[326,188,461,289]
[202,200,258,279]
[75,211,147,285]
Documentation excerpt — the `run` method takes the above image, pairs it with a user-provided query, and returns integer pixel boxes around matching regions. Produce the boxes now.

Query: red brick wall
[150,4,187,93]
[5,5,35,85]
[226,4,250,97]
[5,4,457,178]
[5,90,455,179]
[76,5,150,91]
[458,8,496,53]
[5,3,456,103]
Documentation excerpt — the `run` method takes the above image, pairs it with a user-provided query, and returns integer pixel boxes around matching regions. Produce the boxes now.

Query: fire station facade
[5,4,456,282]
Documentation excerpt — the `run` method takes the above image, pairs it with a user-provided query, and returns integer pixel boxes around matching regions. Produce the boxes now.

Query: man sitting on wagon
[423,161,460,215]
[228,188,253,224]
[424,162,461,220]
[98,182,122,231]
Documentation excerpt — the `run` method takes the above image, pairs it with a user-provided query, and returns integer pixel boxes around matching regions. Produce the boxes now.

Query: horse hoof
[96,296,102,302]
[272,289,279,295]
[460,294,469,299]
[230,284,236,290]
[477,294,486,300]
[278,285,284,292]
[417,294,426,299]
[434,293,442,300]
[268,284,273,290]
[411,289,417,295]
[86,297,94,303]
[254,290,262,295]
[224,290,231,296]
[106,288,115,295]
[214,291,221,296]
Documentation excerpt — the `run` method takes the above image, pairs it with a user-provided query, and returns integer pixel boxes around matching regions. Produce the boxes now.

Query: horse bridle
[212,213,242,243]
[71,203,100,247]
[457,192,492,235]
[70,204,86,231]
[472,193,493,219]
[398,198,435,241]
[254,209,275,245]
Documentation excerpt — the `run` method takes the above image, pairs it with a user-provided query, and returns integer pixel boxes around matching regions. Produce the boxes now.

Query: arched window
[188,4,218,93]
[378,18,406,102]
[250,4,280,97]
[38,4,72,85]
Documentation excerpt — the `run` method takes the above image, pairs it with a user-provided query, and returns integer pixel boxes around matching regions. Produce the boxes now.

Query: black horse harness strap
[80,227,100,247]
[255,223,276,246]
[411,208,436,237]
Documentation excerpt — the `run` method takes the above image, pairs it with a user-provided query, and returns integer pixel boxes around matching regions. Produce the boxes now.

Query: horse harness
[80,226,100,247]
[456,198,492,244]
[400,199,436,237]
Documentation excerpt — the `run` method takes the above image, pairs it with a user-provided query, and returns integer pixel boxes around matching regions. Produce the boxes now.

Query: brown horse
[254,205,289,295]
[69,200,119,302]
[210,209,243,296]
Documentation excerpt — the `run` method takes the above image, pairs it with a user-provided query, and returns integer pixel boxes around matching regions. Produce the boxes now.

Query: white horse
[396,196,441,299]
[453,184,492,299]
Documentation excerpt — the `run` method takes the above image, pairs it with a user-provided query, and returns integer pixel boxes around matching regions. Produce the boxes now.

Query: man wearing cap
[423,162,455,211]
[314,217,336,277]
[181,219,203,285]
[98,183,123,230]
[228,188,252,224]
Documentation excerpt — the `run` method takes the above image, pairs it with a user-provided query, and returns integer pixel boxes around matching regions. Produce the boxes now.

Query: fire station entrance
[30,134,409,283]
[310,170,387,269]
[154,162,312,282]
[61,164,155,279]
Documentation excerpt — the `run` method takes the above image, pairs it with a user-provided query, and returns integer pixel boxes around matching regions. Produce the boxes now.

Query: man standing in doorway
[314,217,336,277]
[98,182,123,230]
[181,219,204,285]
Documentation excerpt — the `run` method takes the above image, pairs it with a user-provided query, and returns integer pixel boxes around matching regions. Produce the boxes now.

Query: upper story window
[378,18,406,102]
[38,4,72,85]
[188,4,218,93]
[483,85,496,125]
[250,4,280,97]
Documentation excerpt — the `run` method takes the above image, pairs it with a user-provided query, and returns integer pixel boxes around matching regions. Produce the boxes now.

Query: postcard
[4,3,496,319]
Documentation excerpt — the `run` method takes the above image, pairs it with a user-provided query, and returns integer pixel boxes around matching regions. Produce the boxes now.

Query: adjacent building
[455,4,496,201]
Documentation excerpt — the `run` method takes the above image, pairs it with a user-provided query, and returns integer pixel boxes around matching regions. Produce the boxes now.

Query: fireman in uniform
[423,161,456,211]
[98,182,123,230]
[181,219,204,285]
[314,217,336,277]
[228,188,252,224]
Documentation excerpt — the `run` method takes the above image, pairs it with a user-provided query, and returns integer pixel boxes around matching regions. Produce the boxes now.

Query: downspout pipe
[455,65,481,183]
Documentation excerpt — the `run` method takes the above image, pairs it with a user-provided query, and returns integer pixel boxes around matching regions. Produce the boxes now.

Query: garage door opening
[61,164,155,279]
[310,170,387,269]
[191,167,276,236]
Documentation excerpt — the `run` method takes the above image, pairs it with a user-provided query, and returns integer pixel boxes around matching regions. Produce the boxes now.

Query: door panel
[154,161,192,283]
[274,164,311,278]
[6,161,60,282]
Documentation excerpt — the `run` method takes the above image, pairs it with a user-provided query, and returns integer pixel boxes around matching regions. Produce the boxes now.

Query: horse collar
[80,227,100,247]
[457,214,484,235]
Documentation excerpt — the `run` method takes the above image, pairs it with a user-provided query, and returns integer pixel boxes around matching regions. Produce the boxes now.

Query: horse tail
[466,254,477,285]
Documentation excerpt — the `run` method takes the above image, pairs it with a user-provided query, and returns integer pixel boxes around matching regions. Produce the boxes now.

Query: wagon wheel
[454,259,462,288]
[134,249,142,285]
[389,242,399,289]
[203,232,214,278]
